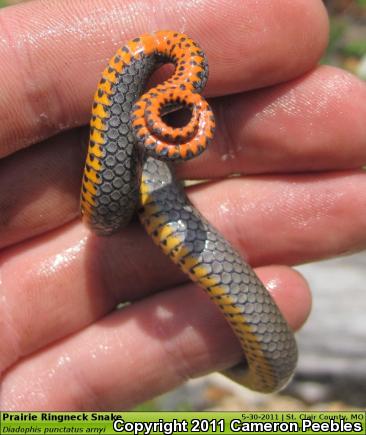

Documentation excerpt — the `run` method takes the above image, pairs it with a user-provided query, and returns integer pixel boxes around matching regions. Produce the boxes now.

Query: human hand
[1,0,365,410]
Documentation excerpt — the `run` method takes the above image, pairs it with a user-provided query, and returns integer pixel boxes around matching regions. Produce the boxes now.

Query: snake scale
[80,30,298,393]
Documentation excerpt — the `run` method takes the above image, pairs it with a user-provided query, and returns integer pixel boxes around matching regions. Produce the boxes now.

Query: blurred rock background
[323,0,366,79]
[1,0,365,411]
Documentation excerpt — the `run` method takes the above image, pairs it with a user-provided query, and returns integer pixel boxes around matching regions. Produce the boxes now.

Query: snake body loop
[81,30,298,393]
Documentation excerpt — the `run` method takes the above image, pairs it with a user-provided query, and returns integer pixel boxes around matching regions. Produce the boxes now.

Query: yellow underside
[139,172,276,392]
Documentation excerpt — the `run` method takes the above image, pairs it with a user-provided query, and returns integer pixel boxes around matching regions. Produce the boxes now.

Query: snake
[80,30,297,393]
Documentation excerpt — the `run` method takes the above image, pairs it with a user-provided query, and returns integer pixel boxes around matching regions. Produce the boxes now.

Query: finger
[0,265,310,410]
[182,66,366,178]
[0,221,186,373]
[0,0,328,156]
[3,67,366,248]
[0,130,84,249]
[0,170,364,373]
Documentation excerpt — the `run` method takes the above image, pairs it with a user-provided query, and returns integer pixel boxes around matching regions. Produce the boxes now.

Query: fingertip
[256,265,312,331]
[292,0,329,73]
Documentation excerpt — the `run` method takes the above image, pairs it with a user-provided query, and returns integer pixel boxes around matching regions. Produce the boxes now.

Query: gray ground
[290,252,366,407]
